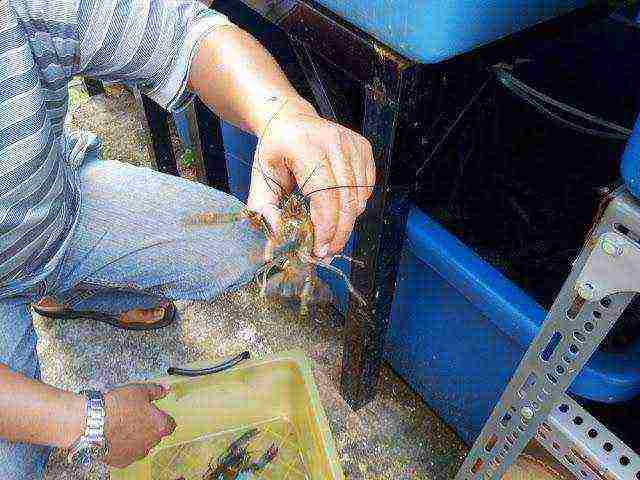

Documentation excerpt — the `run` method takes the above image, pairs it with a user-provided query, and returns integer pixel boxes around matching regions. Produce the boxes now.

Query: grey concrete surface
[38,82,565,480]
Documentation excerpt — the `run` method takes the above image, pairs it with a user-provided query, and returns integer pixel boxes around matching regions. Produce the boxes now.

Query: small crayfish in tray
[202,428,278,480]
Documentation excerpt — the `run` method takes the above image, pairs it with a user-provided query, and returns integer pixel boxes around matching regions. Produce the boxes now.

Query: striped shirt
[0,0,231,296]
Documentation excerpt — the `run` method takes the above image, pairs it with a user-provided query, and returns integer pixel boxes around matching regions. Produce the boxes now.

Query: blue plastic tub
[384,207,640,445]
[314,0,589,63]
[621,114,640,199]
[218,123,640,446]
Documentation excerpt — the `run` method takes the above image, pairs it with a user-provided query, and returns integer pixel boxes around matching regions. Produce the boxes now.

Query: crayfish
[202,428,279,480]
[185,188,366,317]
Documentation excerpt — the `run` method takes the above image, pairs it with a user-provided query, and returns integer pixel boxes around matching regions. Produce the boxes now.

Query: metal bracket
[575,232,640,302]
[454,191,640,480]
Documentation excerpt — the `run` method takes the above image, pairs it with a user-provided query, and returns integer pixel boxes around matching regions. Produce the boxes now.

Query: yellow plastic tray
[110,350,344,480]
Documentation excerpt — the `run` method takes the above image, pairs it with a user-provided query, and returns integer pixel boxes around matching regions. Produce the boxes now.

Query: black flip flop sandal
[32,300,177,331]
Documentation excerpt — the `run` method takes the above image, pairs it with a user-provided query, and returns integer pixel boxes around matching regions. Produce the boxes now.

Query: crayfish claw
[220,428,259,461]
[250,443,279,472]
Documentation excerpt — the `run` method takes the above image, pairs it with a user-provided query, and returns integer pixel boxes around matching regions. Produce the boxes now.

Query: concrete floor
[39,289,469,480]
[39,83,567,479]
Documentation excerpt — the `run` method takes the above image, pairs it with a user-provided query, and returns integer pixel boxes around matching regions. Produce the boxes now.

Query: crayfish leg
[263,268,304,299]
[225,429,259,458]
[260,268,268,297]
[299,275,314,318]
[252,255,288,299]
[263,271,285,298]
[245,209,275,238]
[182,210,248,228]
[308,258,367,306]
[263,237,275,263]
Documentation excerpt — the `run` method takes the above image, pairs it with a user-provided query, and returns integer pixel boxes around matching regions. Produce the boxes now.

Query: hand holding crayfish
[246,97,376,259]
[189,27,375,259]
[188,29,375,313]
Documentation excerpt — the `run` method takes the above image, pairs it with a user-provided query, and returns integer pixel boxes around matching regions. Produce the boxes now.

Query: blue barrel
[385,206,640,444]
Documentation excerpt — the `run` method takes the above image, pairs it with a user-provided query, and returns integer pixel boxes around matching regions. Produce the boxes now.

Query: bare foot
[33,296,168,326]
[119,306,166,326]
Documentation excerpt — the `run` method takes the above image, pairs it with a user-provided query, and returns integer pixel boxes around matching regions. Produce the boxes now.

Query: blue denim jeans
[0,157,265,479]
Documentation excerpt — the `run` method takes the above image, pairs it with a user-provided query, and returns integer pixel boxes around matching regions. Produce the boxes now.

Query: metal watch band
[81,389,106,443]
[67,389,108,465]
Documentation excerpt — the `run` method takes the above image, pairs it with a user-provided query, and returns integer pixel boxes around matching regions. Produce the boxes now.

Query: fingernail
[316,244,329,257]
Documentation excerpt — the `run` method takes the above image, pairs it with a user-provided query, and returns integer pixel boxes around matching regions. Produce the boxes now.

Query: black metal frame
[211,0,425,410]
[134,89,180,176]
[83,77,183,176]
[187,99,230,191]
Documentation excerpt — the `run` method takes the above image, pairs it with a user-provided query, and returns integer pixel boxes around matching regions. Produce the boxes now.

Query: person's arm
[187,26,376,257]
[0,361,175,467]
[186,26,312,139]
[0,365,84,448]
[2,0,234,467]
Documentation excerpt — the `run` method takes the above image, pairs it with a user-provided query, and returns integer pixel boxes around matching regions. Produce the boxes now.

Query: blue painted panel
[315,0,588,63]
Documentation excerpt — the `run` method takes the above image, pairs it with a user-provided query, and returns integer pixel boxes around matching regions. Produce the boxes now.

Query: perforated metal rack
[542,396,639,479]
[455,188,640,480]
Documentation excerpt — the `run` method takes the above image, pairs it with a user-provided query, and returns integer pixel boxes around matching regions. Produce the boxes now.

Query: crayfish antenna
[332,254,365,267]
[183,210,248,228]
[307,258,367,306]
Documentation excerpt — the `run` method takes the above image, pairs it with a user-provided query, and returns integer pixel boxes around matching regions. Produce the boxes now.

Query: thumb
[150,405,176,438]
[144,383,170,402]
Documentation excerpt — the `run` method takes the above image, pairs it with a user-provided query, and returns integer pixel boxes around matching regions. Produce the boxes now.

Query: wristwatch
[67,389,110,466]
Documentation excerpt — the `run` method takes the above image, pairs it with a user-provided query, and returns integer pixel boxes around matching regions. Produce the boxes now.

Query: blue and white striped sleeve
[75,0,234,112]
[12,0,234,112]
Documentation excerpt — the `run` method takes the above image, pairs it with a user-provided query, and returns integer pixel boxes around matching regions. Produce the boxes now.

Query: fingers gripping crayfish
[184,190,366,317]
